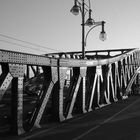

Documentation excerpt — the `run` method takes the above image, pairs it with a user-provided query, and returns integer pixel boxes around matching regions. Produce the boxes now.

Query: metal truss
[0,48,140,135]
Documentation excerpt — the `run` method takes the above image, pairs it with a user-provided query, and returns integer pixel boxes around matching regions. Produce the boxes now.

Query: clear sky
[0,0,140,55]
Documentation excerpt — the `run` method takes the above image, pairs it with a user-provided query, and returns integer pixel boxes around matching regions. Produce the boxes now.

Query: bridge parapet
[0,48,140,135]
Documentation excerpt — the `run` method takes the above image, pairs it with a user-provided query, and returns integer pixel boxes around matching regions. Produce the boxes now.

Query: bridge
[0,48,140,139]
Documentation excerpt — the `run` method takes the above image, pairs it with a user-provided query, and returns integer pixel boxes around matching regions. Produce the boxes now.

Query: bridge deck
[2,95,140,140]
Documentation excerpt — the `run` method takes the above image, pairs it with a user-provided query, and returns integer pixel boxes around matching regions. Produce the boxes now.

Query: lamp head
[70,0,80,16]
[85,9,94,27]
[85,18,95,26]
[99,21,107,41]
[99,31,107,41]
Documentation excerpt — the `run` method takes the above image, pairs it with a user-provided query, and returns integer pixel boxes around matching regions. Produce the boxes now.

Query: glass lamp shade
[85,18,95,27]
[99,31,107,41]
[70,5,80,16]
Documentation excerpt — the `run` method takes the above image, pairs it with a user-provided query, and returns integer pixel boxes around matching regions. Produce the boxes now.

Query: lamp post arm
[84,22,102,47]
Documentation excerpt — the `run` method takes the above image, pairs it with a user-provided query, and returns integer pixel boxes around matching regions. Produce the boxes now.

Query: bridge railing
[0,48,140,135]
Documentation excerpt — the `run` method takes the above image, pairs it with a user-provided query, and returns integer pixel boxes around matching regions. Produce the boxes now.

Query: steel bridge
[0,48,140,136]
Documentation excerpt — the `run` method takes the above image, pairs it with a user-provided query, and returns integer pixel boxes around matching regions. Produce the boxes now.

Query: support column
[58,67,67,121]
[80,67,87,113]
[9,64,26,135]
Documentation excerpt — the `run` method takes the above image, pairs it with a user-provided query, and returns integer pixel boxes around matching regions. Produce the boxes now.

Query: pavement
[1,95,140,140]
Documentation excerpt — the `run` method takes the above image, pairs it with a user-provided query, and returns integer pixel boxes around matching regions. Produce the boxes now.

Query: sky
[0,0,140,55]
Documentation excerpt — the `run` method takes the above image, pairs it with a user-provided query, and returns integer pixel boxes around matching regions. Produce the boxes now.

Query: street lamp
[70,0,107,59]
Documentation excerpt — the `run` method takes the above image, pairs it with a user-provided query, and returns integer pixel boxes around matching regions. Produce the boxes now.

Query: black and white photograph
[0,0,140,140]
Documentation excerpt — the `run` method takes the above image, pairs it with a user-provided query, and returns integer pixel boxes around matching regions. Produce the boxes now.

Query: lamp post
[70,0,107,59]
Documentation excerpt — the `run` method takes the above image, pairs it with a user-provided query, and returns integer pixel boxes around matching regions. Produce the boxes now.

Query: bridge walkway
[3,94,140,140]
